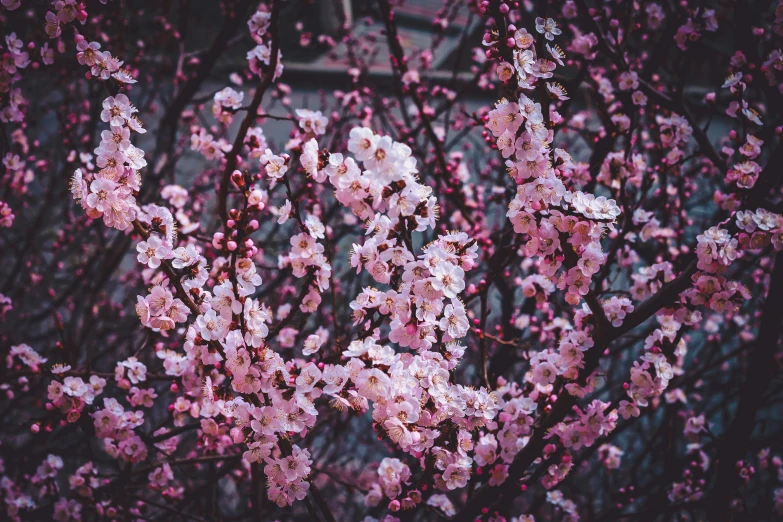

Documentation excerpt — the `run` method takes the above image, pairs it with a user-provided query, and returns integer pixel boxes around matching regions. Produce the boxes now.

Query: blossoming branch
[2,1,783,521]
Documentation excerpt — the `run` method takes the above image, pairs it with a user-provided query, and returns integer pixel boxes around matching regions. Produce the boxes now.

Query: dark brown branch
[706,251,783,521]
[217,0,281,223]
[150,0,254,186]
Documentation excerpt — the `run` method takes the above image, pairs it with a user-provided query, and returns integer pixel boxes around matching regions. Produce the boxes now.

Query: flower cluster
[4,1,783,521]
[70,84,146,230]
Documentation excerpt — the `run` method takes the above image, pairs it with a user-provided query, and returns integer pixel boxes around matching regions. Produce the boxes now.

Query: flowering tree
[2,0,783,520]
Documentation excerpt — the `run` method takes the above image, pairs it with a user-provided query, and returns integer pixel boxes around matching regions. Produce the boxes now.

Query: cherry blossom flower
[535,17,562,40]
[136,236,170,269]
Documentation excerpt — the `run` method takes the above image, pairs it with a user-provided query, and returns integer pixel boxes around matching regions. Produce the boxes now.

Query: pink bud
[231,170,244,187]
[212,232,224,250]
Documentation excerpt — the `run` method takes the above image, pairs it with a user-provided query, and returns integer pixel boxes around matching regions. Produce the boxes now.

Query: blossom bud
[227,241,237,251]
[212,232,225,249]
[231,170,244,187]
